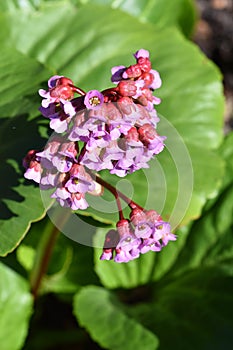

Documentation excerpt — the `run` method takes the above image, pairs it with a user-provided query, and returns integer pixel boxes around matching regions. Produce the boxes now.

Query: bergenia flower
[84,90,104,109]
[100,209,176,263]
[23,48,175,264]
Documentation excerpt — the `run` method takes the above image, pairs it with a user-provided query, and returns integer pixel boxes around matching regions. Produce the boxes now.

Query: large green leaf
[73,285,159,350]
[0,3,224,252]
[0,45,49,118]
[0,114,50,256]
[73,0,197,37]
[129,267,233,350]
[0,262,33,350]
[0,0,197,37]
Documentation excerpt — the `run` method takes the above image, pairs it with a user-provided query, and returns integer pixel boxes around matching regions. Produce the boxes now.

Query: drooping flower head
[100,208,176,263]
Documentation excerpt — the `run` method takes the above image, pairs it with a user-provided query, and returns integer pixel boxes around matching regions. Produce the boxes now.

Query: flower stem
[92,173,144,211]
[72,86,86,96]
[30,210,71,299]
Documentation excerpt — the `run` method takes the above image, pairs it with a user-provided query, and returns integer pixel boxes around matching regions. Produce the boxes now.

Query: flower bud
[117,81,137,97]
[130,208,146,226]
[122,64,141,79]
[137,57,151,72]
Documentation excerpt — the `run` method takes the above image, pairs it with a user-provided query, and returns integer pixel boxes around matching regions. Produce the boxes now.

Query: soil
[193,0,233,133]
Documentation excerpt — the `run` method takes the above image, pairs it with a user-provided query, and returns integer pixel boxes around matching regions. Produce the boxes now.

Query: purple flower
[149,70,162,90]
[68,111,88,141]
[51,183,71,208]
[100,250,113,261]
[23,150,42,183]
[139,238,162,254]
[85,125,111,151]
[39,75,75,109]
[111,65,126,83]
[138,123,166,154]
[40,139,78,173]
[48,75,63,88]
[52,155,74,173]
[69,193,89,210]
[134,222,153,239]
[84,90,104,110]
[38,75,63,108]
[114,220,141,263]
[134,49,150,60]
[24,163,42,183]
[80,147,104,171]
[99,208,176,263]
[64,164,95,194]
[63,101,76,117]
[37,135,73,163]
[39,104,71,133]
[40,169,58,190]
[153,222,176,246]
[100,229,120,261]
[39,90,58,108]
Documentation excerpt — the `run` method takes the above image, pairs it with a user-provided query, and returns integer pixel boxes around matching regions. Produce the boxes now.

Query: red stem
[92,173,143,211]
[71,85,86,96]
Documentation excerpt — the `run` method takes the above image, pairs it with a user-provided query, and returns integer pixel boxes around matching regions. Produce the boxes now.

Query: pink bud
[117,81,137,97]
[130,208,146,225]
[125,127,139,142]
[50,85,74,100]
[123,64,142,79]
[146,209,162,223]
[137,57,151,72]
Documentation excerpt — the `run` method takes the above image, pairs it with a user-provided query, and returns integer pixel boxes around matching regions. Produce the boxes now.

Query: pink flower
[84,90,104,109]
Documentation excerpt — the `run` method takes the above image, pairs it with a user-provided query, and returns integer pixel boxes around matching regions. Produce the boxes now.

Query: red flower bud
[137,57,151,72]
[117,81,137,97]
[124,64,142,78]
[50,85,74,100]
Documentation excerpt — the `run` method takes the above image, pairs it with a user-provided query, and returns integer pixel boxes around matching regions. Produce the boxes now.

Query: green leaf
[94,225,189,289]
[0,115,50,256]
[0,0,197,37]
[219,132,233,188]
[16,244,35,271]
[129,267,233,350]
[0,3,224,249]
[0,45,49,118]
[72,0,197,37]
[73,285,159,350]
[0,262,33,350]
[166,136,233,278]
[0,184,48,256]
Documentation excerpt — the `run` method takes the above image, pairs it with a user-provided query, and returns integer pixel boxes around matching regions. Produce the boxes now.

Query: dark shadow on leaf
[0,114,47,220]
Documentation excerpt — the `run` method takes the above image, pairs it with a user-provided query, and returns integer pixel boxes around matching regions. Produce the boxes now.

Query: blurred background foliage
[0,0,232,349]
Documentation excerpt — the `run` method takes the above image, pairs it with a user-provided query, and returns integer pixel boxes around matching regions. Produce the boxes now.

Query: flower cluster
[23,48,176,263]
[36,49,165,177]
[111,48,162,111]
[100,208,176,263]
[23,135,97,210]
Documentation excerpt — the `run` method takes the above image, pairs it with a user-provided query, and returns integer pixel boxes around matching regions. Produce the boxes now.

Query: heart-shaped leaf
[0,3,224,255]
[73,285,159,350]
